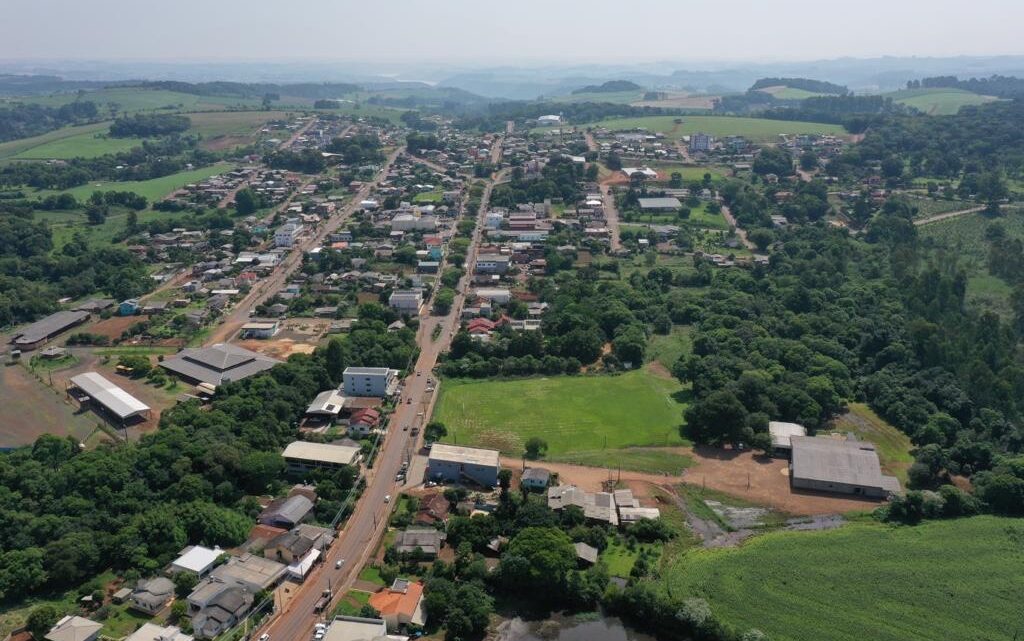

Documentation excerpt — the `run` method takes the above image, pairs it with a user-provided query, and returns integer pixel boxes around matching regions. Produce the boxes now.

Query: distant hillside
[909,75,1024,98]
[571,80,642,94]
[750,77,848,95]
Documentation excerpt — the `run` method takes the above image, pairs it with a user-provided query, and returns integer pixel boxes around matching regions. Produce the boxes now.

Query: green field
[756,86,829,100]
[35,162,228,203]
[15,87,265,113]
[582,115,847,142]
[647,325,693,370]
[887,88,1000,116]
[828,403,913,484]
[548,447,693,474]
[435,369,690,456]
[662,516,1024,641]
[0,122,122,160]
[551,90,647,104]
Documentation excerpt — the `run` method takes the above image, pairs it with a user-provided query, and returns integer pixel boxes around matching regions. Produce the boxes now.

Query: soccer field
[434,369,689,456]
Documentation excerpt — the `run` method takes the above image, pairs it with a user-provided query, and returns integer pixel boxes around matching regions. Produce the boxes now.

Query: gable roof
[69,372,150,420]
[45,616,102,641]
[160,344,281,386]
[367,580,424,619]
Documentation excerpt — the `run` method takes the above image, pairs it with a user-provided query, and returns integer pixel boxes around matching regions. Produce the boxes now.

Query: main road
[256,137,503,641]
[205,146,402,346]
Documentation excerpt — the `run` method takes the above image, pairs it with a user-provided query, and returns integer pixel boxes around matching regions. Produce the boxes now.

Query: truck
[314,589,332,613]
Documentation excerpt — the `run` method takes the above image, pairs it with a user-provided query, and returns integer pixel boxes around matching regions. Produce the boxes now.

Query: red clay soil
[85,316,142,340]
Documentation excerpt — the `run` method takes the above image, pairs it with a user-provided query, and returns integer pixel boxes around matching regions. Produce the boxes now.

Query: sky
[2,0,1021,65]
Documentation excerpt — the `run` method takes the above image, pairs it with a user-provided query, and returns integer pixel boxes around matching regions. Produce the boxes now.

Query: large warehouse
[789,436,901,498]
[427,444,500,487]
[160,343,281,387]
[67,372,151,424]
[11,310,90,349]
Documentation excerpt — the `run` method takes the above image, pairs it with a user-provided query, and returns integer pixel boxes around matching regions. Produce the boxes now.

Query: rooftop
[45,616,103,641]
[638,197,682,210]
[769,421,807,448]
[428,443,501,468]
[13,310,89,345]
[69,372,150,420]
[160,343,281,386]
[343,366,393,376]
[790,436,901,492]
[282,441,361,466]
[323,616,388,641]
[172,545,223,574]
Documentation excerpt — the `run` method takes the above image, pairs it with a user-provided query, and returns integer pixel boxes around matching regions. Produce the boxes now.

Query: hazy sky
[2,0,1021,64]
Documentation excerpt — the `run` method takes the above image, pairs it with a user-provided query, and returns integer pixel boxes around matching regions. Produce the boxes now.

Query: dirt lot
[235,318,332,359]
[84,315,141,341]
[0,364,106,447]
[516,445,885,516]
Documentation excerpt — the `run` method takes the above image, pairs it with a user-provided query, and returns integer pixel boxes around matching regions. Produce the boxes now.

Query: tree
[173,571,199,598]
[324,338,344,384]
[684,390,750,446]
[434,288,455,315]
[169,600,189,623]
[800,151,819,171]
[748,228,775,251]
[524,437,548,460]
[502,527,576,590]
[234,188,261,216]
[752,147,793,176]
[26,605,60,641]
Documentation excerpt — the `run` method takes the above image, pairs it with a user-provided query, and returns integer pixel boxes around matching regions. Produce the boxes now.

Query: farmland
[434,368,690,456]
[661,516,1024,641]
[581,115,847,142]
[887,87,1000,115]
[755,85,828,100]
[0,122,131,161]
[16,87,266,113]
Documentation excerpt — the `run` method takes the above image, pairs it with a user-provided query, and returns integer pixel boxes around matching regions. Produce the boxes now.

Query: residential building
[342,366,397,398]
[413,493,451,526]
[427,444,500,487]
[274,222,302,248]
[119,299,141,316]
[282,441,362,475]
[129,577,175,615]
[170,545,223,577]
[323,616,388,641]
[187,583,253,640]
[689,132,713,152]
[521,467,551,490]
[473,288,511,305]
[160,344,282,387]
[474,254,510,275]
[789,436,902,498]
[45,617,102,641]
[637,197,682,212]
[388,289,423,313]
[305,390,347,421]
[258,495,315,529]
[263,526,331,564]
[239,320,279,339]
[124,623,193,641]
[367,579,426,631]
[394,528,446,557]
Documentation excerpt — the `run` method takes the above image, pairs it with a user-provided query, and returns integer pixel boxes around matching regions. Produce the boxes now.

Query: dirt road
[720,204,757,250]
[912,205,987,226]
[599,184,622,251]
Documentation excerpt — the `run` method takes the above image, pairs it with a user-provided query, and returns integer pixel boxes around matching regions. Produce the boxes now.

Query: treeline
[750,77,849,94]
[109,113,191,137]
[137,80,361,100]
[761,95,907,132]
[910,74,1024,98]
[572,80,642,94]
[264,148,327,174]
[0,101,99,143]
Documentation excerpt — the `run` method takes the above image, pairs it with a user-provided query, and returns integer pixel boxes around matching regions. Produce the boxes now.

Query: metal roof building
[160,343,281,387]
[790,436,902,498]
[67,372,151,422]
[638,197,682,211]
[282,441,361,474]
[12,310,90,348]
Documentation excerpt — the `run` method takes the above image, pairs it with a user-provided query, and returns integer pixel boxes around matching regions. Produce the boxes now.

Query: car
[314,632,324,640]
[403,425,408,431]
[401,461,409,470]
[384,494,391,503]
[335,559,344,569]
[416,371,421,376]
[258,635,270,641]
[407,398,412,404]
[396,473,405,482]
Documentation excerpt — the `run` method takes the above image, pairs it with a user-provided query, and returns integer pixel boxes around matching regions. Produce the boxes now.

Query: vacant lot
[584,115,847,142]
[662,516,1024,641]
[828,403,913,484]
[887,87,1000,115]
[548,447,694,474]
[0,364,101,447]
[435,369,689,456]
[647,326,692,371]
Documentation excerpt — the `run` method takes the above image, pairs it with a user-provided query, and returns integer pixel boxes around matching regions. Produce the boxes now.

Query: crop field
[827,403,913,484]
[887,88,1000,115]
[661,516,1024,641]
[187,110,295,149]
[434,369,690,456]
[584,115,847,142]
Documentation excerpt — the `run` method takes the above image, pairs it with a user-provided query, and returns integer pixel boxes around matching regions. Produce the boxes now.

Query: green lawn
[582,115,847,142]
[358,566,386,586]
[331,590,372,617]
[33,162,228,203]
[43,205,200,251]
[0,122,112,160]
[661,516,1024,641]
[18,87,264,113]
[887,88,1000,116]
[435,369,690,456]
[99,604,154,638]
[828,403,914,484]
[413,189,444,203]
[647,326,693,370]
[601,537,662,577]
[548,447,694,474]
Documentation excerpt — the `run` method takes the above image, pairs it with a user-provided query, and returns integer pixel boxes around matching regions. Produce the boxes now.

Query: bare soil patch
[0,364,103,447]
[85,315,140,340]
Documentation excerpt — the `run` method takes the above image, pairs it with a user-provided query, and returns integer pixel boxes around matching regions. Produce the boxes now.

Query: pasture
[887,88,1000,115]
[584,115,847,142]
[434,369,690,456]
[0,122,126,161]
[548,447,694,474]
[661,516,1024,641]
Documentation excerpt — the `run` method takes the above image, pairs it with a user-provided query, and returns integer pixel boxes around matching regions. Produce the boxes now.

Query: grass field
[582,115,847,142]
[602,537,662,577]
[828,403,914,484]
[0,122,118,160]
[755,86,829,100]
[435,369,690,456]
[35,162,228,203]
[647,325,692,370]
[548,447,694,474]
[661,516,1024,641]
[551,90,647,104]
[887,88,1000,116]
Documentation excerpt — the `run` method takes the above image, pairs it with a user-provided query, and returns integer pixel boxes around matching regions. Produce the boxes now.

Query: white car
[384,494,391,503]
[335,559,344,569]
[259,635,270,641]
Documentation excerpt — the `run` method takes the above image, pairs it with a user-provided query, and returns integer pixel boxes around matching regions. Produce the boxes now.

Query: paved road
[204,147,402,346]
[599,184,622,252]
[256,138,503,641]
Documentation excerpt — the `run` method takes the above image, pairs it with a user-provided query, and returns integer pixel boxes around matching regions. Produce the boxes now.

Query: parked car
[384,494,391,503]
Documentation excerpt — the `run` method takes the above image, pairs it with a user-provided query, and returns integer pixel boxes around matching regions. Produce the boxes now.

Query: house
[45,616,102,641]
[305,390,347,421]
[689,132,713,152]
[768,421,807,455]
[124,623,193,641]
[342,366,398,398]
[394,528,446,557]
[789,436,902,498]
[119,299,141,316]
[413,492,451,526]
[323,616,388,641]
[187,583,253,640]
[258,494,315,529]
[348,407,382,437]
[388,289,423,313]
[474,253,510,275]
[129,577,175,615]
[10,310,90,349]
[264,526,330,564]
[473,288,511,305]
[239,320,279,339]
[427,444,500,487]
[282,441,362,475]
[170,545,223,577]
[536,115,561,126]
[367,579,426,631]
[520,467,551,490]
[417,260,440,274]
[574,542,598,567]
[160,344,281,387]
[637,197,682,212]
[210,554,287,593]
[112,587,133,604]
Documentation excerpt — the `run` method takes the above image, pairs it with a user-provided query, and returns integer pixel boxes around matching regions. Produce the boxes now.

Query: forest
[0,101,100,143]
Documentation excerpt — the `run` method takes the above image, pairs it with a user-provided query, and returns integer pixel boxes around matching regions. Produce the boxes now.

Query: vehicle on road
[384,494,391,503]
[335,559,344,569]
[258,635,270,641]
[402,425,408,431]
[411,426,420,435]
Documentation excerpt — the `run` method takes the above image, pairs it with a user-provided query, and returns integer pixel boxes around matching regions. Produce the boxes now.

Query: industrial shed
[67,372,151,424]
[789,436,901,498]
[11,310,90,349]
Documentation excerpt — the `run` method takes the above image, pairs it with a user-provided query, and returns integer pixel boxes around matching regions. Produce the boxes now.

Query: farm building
[769,421,807,455]
[638,197,682,211]
[427,444,500,487]
[10,310,89,349]
[160,343,281,387]
[342,366,398,398]
[66,372,151,424]
[282,441,361,475]
[789,436,901,498]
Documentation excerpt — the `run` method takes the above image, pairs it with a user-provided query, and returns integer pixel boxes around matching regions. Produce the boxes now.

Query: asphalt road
[204,147,401,346]
[256,139,503,641]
